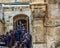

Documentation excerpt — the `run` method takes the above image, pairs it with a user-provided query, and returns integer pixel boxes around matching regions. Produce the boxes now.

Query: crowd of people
[0,25,32,48]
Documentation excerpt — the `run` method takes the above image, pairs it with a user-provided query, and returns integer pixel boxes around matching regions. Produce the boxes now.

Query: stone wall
[46,3,60,48]
[0,0,14,3]
[30,0,44,3]
[0,21,4,35]
[3,5,31,32]
[0,0,29,3]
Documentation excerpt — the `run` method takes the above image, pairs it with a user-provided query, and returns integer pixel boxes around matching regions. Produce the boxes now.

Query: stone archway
[13,14,29,32]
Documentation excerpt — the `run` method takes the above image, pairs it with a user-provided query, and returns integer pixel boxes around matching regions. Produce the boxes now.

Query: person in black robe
[20,30,32,48]
[15,25,22,41]
[5,32,11,46]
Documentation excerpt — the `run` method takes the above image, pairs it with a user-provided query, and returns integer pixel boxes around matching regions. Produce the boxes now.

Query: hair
[6,32,9,34]
[10,30,13,33]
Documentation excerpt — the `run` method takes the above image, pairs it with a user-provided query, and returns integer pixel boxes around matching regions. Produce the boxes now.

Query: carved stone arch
[13,14,29,32]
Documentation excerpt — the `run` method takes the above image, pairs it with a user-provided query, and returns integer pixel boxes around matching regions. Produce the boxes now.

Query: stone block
[45,18,56,26]
[33,44,46,48]
[48,4,59,18]
[55,20,60,25]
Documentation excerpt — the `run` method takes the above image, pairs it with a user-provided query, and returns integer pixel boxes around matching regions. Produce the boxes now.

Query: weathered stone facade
[46,0,60,48]
[0,0,60,48]
[0,20,4,35]
[30,0,60,48]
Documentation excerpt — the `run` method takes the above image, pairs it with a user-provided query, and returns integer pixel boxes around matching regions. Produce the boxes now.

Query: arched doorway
[13,14,29,32]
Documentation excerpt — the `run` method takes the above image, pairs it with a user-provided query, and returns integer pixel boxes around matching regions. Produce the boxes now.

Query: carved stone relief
[32,19,45,43]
